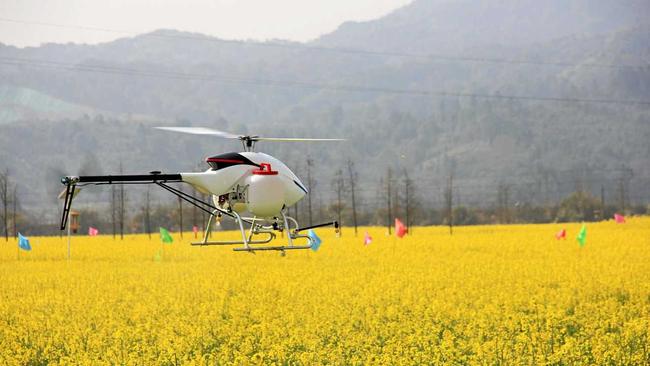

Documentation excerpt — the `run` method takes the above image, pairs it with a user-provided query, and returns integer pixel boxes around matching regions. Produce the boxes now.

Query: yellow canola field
[1,219,650,365]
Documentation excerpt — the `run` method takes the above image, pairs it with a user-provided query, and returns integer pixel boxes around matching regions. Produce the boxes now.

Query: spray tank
[245,163,285,217]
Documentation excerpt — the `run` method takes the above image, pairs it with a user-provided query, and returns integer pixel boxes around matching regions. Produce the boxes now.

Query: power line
[0,17,646,71]
[1,56,649,106]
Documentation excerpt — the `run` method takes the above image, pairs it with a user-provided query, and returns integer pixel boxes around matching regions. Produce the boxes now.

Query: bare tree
[178,185,184,238]
[333,169,345,235]
[119,184,126,240]
[191,188,198,234]
[404,169,414,234]
[201,193,209,237]
[0,169,8,241]
[12,186,18,237]
[144,186,151,239]
[497,182,511,223]
[196,163,207,234]
[288,160,299,220]
[393,180,400,224]
[110,185,117,239]
[347,159,358,236]
[306,157,315,226]
[444,171,454,235]
[110,162,127,240]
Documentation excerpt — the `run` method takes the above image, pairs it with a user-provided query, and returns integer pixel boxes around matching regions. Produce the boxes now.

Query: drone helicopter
[59,127,344,253]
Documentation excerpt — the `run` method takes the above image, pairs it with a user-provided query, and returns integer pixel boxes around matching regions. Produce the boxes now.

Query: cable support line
[0,17,646,71]
[1,57,649,106]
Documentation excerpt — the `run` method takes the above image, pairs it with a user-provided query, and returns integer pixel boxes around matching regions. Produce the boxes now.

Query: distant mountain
[0,0,649,221]
[316,0,648,52]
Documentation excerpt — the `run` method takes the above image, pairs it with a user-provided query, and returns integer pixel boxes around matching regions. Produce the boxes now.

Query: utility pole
[347,159,358,236]
[616,167,634,213]
[617,178,624,213]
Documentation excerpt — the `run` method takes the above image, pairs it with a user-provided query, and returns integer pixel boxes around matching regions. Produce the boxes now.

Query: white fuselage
[180,152,307,217]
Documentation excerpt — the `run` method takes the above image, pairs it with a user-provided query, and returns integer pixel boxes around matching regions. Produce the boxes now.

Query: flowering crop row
[0,219,649,364]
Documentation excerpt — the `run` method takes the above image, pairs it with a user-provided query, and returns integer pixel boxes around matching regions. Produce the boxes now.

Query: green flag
[160,227,173,244]
[576,224,587,247]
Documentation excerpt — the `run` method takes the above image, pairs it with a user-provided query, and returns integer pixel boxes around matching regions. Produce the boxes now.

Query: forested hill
[1,0,649,219]
[317,0,648,52]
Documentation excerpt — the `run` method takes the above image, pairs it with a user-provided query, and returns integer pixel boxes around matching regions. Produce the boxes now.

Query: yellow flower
[0,219,648,364]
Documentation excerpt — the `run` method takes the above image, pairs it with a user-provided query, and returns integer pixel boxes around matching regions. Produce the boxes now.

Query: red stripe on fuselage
[205,158,244,164]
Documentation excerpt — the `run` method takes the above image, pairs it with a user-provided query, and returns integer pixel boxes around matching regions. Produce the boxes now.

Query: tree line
[1,162,649,240]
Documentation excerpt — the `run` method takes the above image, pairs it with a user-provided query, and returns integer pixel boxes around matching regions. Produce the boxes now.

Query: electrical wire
[1,56,649,106]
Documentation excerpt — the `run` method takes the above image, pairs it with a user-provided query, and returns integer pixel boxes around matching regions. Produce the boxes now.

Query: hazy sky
[0,0,413,47]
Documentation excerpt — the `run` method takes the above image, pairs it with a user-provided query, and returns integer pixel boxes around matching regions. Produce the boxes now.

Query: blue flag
[18,233,31,251]
[308,230,322,252]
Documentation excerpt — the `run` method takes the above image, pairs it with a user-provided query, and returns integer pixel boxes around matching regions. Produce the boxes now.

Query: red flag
[88,227,99,236]
[363,232,372,246]
[555,229,566,240]
[614,213,625,224]
[192,225,199,238]
[395,218,407,238]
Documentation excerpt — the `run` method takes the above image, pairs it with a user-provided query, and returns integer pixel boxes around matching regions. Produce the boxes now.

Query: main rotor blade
[255,137,346,142]
[154,127,241,139]
[155,127,345,142]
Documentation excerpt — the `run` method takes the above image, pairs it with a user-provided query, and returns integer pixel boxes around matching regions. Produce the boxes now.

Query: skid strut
[191,211,276,247]
[192,209,339,253]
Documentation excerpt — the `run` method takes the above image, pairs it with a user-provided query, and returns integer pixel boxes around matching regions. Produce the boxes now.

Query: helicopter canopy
[205,152,258,170]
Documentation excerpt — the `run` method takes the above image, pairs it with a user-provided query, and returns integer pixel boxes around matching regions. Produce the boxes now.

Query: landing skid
[234,246,312,253]
[192,209,338,253]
